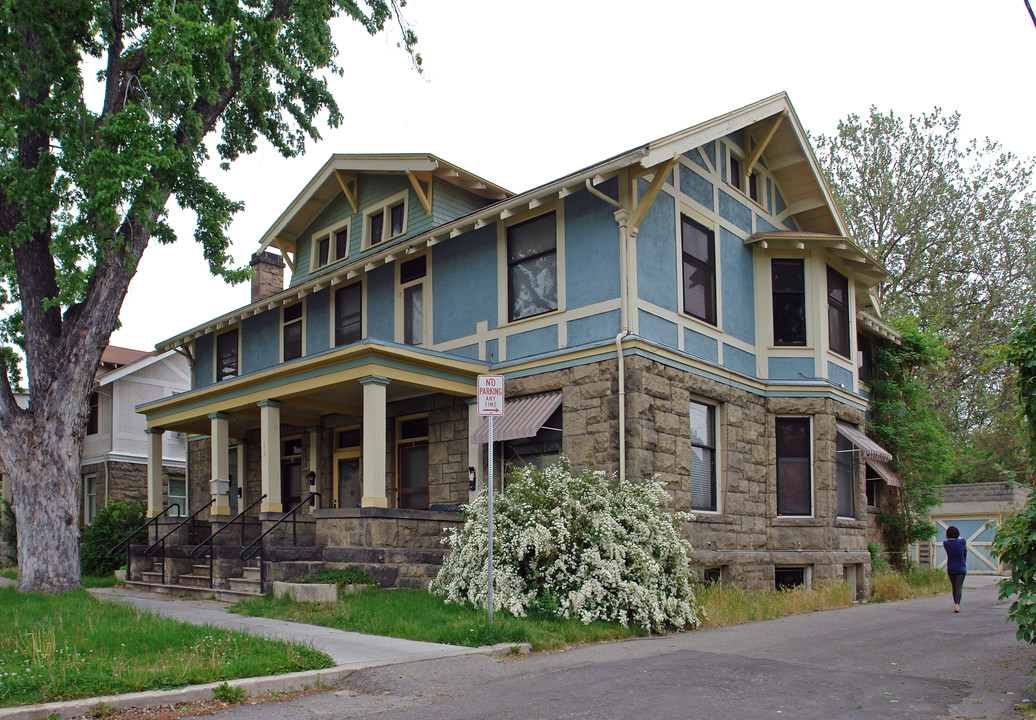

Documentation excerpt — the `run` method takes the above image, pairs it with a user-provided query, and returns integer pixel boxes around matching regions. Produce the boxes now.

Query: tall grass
[870,566,949,602]
[0,587,333,708]
[232,589,647,650]
[697,578,852,628]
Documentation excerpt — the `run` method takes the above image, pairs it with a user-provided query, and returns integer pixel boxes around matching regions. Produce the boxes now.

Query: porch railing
[110,503,180,577]
[143,499,214,585]
[240,492,321,593]
[189,495,267,588]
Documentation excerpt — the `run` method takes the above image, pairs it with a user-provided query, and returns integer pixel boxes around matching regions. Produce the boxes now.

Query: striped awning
[866,458,903,488]
[836,422,893,463]
[471,391,562,444]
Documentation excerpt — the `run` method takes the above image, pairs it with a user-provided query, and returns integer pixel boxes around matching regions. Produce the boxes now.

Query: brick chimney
[250,251,285,303]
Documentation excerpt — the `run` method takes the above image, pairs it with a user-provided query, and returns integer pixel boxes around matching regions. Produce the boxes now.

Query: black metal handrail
[111,503,180,557]
[190,495,267,558]
[240,492,321,593]
[141,499,214,584]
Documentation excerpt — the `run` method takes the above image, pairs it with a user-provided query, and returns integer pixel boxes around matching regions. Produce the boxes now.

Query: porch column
[208,412,232,517]
[145,428,165,517]
[258,400,283,513]
[307,426,320,513]
[360,375,390,508]
[466,398,484,499]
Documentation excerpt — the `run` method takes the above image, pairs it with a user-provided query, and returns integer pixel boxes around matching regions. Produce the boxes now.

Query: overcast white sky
[110,0,1036,352]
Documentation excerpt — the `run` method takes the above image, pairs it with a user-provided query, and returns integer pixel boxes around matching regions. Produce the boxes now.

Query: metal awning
[836,422,893,463]
[471,391,562,444]
[866,458,903,488]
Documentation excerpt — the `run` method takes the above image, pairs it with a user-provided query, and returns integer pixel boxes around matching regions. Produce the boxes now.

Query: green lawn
[231,589,648,651]
[0,587,333,708]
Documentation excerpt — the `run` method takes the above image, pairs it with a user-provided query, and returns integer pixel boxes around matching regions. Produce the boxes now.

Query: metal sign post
[477,374,505,624]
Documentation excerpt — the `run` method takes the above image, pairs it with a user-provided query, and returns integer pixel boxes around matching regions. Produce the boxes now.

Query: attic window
[728,154,742,191]
[364,190,408,248]
[311,220,349,271]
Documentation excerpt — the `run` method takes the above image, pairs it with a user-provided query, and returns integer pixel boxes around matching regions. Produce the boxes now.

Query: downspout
[614,198,632,484]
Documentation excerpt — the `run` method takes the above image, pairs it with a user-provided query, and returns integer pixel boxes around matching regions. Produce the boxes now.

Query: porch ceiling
[139,342,485,436]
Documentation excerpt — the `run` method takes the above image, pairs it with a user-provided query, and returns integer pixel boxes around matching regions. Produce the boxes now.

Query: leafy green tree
[867,322,953,567]
[815,109,1036,484]
[992,312,1036,647]
[80,499,146,576]
[0,0,418,593]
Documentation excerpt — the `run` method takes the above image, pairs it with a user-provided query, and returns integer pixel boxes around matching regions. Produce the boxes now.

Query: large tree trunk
[4,388,86,593]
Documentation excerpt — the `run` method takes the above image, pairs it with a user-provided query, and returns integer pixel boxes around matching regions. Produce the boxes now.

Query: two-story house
[138,93,902,595]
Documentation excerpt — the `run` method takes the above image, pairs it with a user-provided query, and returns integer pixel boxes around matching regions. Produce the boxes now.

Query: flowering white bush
[429,459,702,633]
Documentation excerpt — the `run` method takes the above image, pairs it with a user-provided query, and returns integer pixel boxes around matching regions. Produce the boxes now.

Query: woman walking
[943,526,967,613]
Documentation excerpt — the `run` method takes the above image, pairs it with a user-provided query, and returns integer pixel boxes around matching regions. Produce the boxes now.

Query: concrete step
[228,577,262,594]
[176,574,212,588]
[242,566,261,581]
[123,580,262,601]
[140,571,164,584]
[191,564,211,577]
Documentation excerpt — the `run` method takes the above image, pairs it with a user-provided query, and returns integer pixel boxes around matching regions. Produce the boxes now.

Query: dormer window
[311,219,349,271]
[364,190,408,248]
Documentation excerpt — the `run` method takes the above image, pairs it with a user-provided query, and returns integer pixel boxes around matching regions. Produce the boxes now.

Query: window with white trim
[283,301,304,361]
[681,214,717,325]
[334,283,362,346]
[836,433,856,518]
[168,475,187,517]
[215,328,239,381]
[87,391,99,435]
[400,256,426,346]
[364,191,408,248]
[776,416,811,516]
[84,474,98,524]
[827,266,851,358]
[689,400,718,512]
[507,212,558,322]
[310,219,349,271]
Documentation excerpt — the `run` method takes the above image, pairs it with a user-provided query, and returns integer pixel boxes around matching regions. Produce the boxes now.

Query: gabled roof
[96,349,183,387]
[100,345,150,370]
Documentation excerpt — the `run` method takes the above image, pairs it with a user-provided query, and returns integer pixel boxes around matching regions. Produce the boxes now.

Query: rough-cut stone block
[272,581,337,603]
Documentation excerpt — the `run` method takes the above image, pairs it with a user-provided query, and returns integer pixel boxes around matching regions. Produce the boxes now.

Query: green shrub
[430,459,702,633]
[301,567,377,587]
[80,500,146,576]
[868,541,891,573]
[993,493,1036,644]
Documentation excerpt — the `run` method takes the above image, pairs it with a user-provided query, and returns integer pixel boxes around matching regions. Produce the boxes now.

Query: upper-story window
[772,259,806,346]
[857,333,873,383]
[400,256,426,345]
[689,400,718,512]
[776,416,811,516]
[216,328,239,381]
[87,391,99,435]
[681,214,717,325]
[311,220,349,271]
[282,301,304,361]
[334,283,362,346]
[507,212,557,322]
[827,267,851,358]
[364,190,408,248]
[729,154,742,191]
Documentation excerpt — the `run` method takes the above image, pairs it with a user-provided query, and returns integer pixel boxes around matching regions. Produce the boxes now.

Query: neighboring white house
[81,346,191,524]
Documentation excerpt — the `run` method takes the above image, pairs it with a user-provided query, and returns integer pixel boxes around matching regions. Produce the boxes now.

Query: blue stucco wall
[769,356,816,380]
[755,215,779,233]
[723,344,756,377]
[432,225,497,344]
[702,141,716,171]
[685,148,708,171]
[636,190,677,311]
[307,289,330,354]
[719,228,755,345]
[679,164,714,212]
[194,334,214,388]
[365,264,395,341]
[828,361,855,392]
[507,325,558,360]
[241,311,279,374]
[485,338,499,364]
[718,190,752,234]
[639,310,679,348]
[565,187,620,309]
[449,344,480,360]
[684,327,718,363]
[568,310,621,347]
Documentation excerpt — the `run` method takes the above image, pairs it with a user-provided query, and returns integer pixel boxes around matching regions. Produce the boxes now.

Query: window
[776,417,811,516]
[836,433,856,518]
[503,406,563,471]
[364,191,408,247]
[400,256,426,346]
[311,221,349,271]
[702,567,724,584]
[168,476,187,517]
[772,259,806,346]
[397,417,429,510]
[334,283,362,346]
[216,328,239,381]
[774,566,808,590]
[857,333,873,383]
[283,302,303,361]
[681,214,717,325]
[84,474,98,524]
[827,267,851,358]
[689,400,717,512]
[748,171,760,203]
[728,154,742,191]
[507,212,558,322]
[87,391,99,435]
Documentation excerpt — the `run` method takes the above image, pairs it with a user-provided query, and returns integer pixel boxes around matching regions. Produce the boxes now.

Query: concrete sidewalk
[0,585,491,720]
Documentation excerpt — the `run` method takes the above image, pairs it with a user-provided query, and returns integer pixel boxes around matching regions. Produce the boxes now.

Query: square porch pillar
[258,400,283,513]
[145,428,165,517]
[209,412,233,517]
[360,375,390,508]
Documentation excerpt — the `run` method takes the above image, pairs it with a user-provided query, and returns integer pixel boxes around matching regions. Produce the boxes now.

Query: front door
[398,442,428,510]
[281,460,302,510]
[335,456,361,508]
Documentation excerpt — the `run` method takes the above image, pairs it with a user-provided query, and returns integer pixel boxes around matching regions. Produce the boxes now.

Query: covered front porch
[135,341,488,590]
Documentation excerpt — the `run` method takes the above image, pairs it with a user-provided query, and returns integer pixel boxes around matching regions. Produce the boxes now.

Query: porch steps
[140,561,165,585]
[177,564,214,589]
[123,579,262,603]
[227,564,262,595]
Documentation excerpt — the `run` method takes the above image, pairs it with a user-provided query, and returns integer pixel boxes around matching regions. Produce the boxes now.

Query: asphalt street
[195,575,1035,720]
